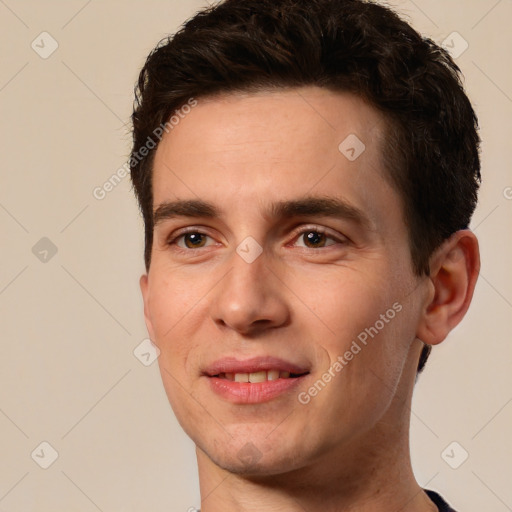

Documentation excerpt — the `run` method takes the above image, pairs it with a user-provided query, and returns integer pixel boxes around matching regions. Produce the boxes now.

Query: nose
[210,247,290,336]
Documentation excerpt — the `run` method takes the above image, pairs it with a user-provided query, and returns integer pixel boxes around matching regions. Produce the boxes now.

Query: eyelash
[167,225,347,252]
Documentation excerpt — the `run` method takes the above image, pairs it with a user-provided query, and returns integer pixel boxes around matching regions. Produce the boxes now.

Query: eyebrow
[153,196,373,230]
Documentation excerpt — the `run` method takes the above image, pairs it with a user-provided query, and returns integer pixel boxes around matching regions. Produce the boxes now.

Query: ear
[140,274,156,341]
[416,230,480,346]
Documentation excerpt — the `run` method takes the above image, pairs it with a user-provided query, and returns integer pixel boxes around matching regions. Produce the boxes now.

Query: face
[140,87,429,476]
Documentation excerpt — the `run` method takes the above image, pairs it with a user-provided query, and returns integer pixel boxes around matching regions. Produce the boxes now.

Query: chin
[197,432,310,477]
[213,450,305,477]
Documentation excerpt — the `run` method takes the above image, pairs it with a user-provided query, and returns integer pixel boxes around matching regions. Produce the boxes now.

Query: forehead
[151,87,400,231]
[155,87,386,167]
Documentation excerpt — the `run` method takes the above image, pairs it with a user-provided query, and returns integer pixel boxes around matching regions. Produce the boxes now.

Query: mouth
[203,357,311,404]
[214,370,309,382]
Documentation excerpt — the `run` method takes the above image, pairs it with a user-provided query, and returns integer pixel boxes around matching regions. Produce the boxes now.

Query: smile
[216,370,306,382]
[203,357,311,404]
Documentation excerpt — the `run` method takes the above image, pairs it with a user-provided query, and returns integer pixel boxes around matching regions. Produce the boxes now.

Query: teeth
[249,371,267,383]
[223,370,295,382]
[267,370,280,381]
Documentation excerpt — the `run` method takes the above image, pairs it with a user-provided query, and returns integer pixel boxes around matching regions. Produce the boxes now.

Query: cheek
[299,268,400,349]
[312,317,411,439]
[149,264,200,327]
[300,269,413,419]
[147,273,204,366]
[149,275,208,419]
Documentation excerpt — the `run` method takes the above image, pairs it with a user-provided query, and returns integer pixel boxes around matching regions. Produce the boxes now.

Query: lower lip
[206,375,308,404]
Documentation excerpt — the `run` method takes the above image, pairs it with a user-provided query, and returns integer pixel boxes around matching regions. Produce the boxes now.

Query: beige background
[0,1,511,510]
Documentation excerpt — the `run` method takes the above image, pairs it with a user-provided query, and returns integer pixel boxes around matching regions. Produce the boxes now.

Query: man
[129,0,481,510]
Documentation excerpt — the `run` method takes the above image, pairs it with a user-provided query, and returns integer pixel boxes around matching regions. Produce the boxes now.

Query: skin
[140,86,480,511]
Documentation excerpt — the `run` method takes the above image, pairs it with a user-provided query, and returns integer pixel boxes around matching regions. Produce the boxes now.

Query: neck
[197,435,435,512]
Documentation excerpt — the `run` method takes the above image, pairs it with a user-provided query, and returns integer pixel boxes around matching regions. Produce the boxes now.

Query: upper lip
[203,356,310,376]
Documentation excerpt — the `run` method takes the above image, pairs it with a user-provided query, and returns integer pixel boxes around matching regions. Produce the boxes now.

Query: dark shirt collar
[425,489,457,511]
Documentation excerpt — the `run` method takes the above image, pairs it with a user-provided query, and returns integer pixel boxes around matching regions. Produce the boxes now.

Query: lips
[203,356,310,404]
[221,370,295,382]
[203,356,310,379]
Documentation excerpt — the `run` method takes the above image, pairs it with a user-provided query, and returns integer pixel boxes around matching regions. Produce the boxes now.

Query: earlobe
[416,230,480,346]
[139,274,156,341]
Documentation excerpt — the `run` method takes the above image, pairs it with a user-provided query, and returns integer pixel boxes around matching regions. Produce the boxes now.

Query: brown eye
[183,233,207,248]
[172,232,213,249]
[295,229,339,249]
[303,231,327,248]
